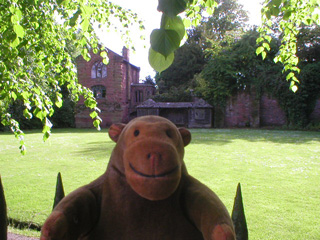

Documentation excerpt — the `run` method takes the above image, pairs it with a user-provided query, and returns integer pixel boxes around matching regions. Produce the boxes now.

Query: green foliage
[51,85,76,128]
[266,61,320,127]
[154,43,205,101]
[151,0,320,95]
[0,0,142,153]
[187,0,249,56]
[198,27,320,128]
[142,75,156,85]
[257,0,320,91]
[149,0,217,72]
[197,54,237,106]
[197,29,280,107]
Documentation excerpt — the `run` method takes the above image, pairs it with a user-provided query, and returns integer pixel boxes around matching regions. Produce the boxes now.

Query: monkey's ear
[109,123,126,142]
[179,128,191,147]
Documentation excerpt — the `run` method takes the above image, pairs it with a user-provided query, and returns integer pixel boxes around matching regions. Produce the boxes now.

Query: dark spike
[52,172,65,211]
[0,176,8,240]
[231,183,248,240]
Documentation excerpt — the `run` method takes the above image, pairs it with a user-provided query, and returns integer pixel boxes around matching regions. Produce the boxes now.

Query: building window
[135,90,143,103]
[92,85,106,99]
[91,61,107,79]
[195,109,205,120]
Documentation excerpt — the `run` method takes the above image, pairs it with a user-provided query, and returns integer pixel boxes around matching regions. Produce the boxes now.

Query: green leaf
[55,96,63,108]
[283,10,292,20]
[148,47,174,73]
[157,0,187,17]
[10,91,17,100]
[10,37,20,48]
[265,35,272,43]
[69,9,81,27]
[19,145,27,155]
[150,29,180,57]
[100,51,107,58]
[23,109,32,119]
[272,0,282,7]
[262,51,267,60]
[43,131,51,142]
[286,72,294,80]
[90,111,98,119]
[206,7,213,15]
[262,42,271,51]
[161,15,185,41]
[103,58,109,65]
[81,18,90,32]
[256,46,264,55]
[93,119,101,130]
[183,18,191,28]
[270,7,280,16]
[84,98,97,108]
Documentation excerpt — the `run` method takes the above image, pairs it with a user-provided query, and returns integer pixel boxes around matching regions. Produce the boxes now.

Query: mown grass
[0,128,319,239]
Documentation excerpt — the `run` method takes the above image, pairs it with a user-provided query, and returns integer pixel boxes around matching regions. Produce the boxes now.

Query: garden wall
[220,89,320,128]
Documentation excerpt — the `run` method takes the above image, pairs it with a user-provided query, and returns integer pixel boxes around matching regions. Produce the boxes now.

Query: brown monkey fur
[41,116,235,240]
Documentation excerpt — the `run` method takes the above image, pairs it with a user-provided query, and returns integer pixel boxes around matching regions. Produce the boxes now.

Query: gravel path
[7,233,39,240]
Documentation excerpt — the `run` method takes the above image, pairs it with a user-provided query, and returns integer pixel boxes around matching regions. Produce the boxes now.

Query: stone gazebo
[136,98,213,128]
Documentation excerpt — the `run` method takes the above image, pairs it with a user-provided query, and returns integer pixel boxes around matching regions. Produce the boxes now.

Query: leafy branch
[0,0,144,154]
[256,0,320,92]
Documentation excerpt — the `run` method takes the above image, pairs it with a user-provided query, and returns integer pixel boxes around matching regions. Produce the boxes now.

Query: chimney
[122,46,129,61]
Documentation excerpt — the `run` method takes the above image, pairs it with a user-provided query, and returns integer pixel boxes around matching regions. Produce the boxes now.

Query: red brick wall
[222,90,288,128]
[260,95,287,126]
[224,88,260,127]
[223,92,320,127]
[75,49,140,127]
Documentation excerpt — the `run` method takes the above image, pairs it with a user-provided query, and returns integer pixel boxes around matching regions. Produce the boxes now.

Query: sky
[97,0,263,80]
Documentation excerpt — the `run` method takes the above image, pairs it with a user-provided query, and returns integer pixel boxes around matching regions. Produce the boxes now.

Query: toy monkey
[41,116,235,240]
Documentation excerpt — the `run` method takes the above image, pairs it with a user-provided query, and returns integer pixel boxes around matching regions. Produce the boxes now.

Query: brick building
[74,47,319,128]
[75,47,155,127]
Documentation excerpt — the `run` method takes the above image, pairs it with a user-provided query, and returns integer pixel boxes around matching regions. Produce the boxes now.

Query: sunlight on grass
[0,128,319,239]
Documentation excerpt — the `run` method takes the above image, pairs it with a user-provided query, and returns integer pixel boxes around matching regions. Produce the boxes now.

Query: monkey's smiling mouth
[129,163,178,178]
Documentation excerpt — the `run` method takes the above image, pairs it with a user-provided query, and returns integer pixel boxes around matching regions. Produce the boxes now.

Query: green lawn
[0,128,319,239]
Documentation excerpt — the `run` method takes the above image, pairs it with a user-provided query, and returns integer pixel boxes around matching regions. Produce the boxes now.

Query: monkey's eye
[134,130,140,137]
[166,129,173,138]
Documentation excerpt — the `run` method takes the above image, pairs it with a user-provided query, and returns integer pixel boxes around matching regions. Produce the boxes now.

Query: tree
[154,43,205,102]
[197,27,320,127]
[142,75,156,85]
[0,0,143,153]
[150,0,320,92]
[187,0,248,55]
[196,29,281,107]
[256,0,320,91]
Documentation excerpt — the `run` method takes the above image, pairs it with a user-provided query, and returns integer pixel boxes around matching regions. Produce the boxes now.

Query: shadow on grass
[1,128,319,146]
[0,128,109,135]
[74,141,115,159]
